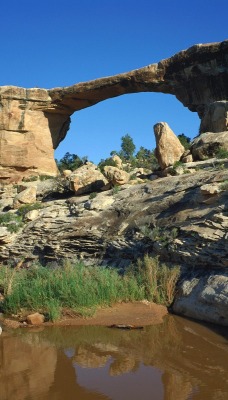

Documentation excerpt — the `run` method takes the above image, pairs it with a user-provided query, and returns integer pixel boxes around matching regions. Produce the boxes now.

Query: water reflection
[0,315,227,400]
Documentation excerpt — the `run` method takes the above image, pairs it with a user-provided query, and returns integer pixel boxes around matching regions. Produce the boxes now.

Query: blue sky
[1,0,227,163]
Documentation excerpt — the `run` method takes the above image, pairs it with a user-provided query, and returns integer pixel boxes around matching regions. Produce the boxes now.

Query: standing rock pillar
[0,86,70,182]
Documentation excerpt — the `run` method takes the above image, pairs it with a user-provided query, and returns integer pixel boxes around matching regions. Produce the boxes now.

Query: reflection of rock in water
[73,346,110,368]
[162,372,193,400]
[0,335,57,400]
[109,356,137,376]
[1,317,227,400]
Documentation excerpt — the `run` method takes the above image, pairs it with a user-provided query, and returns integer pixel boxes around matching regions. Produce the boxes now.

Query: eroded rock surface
[1,40,228,181]
[173,273,228,326]
[0,166,228,325]
[191,131,228,160]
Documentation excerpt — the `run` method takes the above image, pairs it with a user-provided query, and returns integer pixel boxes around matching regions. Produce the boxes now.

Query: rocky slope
[0,162,228,325]
[1,40,227,180]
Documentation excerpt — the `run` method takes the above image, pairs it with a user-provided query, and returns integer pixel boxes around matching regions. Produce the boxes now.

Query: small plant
[215,148,228,159]
[0,212,23,233]
[139,225,178,247]
[89,192,97,199]
[98,157,118,173]
[177,133,191,150]
[112,185,120,195]
[22,175,38,182]
[17,202,43,219]
[220,180,228,191]
[39,175,54,181]
[173,160,184,169]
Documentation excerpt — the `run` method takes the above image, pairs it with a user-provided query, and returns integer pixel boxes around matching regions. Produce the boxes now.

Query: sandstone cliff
[0,40,227,181]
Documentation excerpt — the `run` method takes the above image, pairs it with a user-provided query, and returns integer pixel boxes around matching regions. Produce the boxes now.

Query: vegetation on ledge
[0,256,180,321]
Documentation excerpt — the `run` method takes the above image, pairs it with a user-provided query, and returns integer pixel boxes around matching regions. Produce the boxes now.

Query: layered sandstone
[1,166,228,325]
[0,40,228,181]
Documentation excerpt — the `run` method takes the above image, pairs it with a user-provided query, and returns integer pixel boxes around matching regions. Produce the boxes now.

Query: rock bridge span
[0,40,227,181]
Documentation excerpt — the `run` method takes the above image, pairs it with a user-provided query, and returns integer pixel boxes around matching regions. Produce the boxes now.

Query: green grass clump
[89,192,97,199]
[0,256,180,321]
[139,225,178,247]
[17,202,43,219]
[127,255,180,305]
[215,148,228,159]
[0,212,23,233]
[39,175,54,181]
[220,180,228,191]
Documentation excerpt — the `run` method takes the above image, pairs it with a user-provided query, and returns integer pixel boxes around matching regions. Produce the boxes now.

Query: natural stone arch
[0,40,227,182]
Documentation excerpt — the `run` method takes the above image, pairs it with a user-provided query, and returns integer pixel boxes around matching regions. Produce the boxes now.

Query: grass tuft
[0,256,180,321]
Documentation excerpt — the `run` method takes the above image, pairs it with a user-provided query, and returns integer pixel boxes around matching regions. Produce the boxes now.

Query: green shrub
[215,148,228,159]
[112,185,120,195]
[0,212,23,233]
[89,192,97,199]
[135,147,159,170]
[173,160,184,169]
[98,157,117,173]
[22,176,38,182]
[220,180,228,191]
[17,203,43,219]
[56,152,88,172]
[139,225,178,247]
[39,175,54,181]
[177,134,191,150]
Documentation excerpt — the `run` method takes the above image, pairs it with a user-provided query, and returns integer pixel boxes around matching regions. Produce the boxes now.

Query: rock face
[0,166,228,325]
[0,40,228,181]
[1,168,228,267]
[154,122,185,168]
[173,274,228,326]
[191,131,228,160]
[200,101,228,133]
[0,87,68,182]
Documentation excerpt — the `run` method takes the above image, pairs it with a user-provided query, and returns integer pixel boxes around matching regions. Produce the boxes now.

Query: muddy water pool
[0,315,227,400]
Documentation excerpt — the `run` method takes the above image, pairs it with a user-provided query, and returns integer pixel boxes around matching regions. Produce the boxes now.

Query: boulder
[103,166,130,185]
[62,169,72,177]
[13,187,37,209]
[191,131,228,160]
[69,163,108,195]
[173,273,228,326]
[112,155,123,169]
[154,122,185,169]
[84,193,115,211]
[0,184,17,211]
[26,312,45,325]
[24,209,40,221]
[181,150,193,163]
